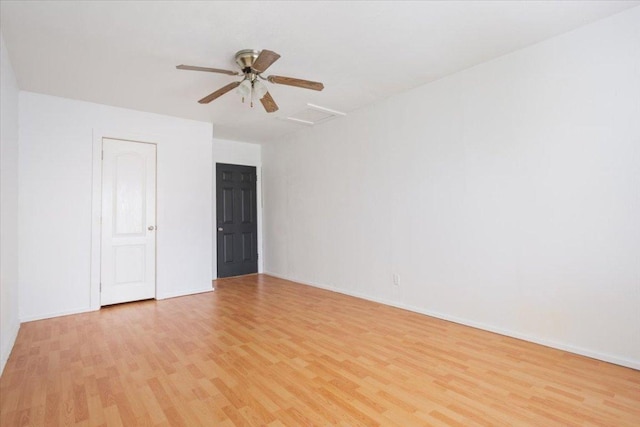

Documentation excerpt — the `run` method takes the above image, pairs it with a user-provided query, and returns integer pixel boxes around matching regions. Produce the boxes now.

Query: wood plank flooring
[1,274,639,426]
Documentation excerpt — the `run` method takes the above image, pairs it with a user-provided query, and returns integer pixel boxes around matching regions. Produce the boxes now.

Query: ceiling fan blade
[176,64,239,76]
[260,92,279,113]
[267,75,324,91]
[251,50,281,73]
[198,81,241,104]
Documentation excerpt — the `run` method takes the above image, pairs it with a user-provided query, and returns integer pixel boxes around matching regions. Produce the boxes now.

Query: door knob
[218,227,223,231]
[148,225,156,231]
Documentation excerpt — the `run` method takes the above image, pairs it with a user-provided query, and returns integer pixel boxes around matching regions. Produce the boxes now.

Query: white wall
[0,32,21,374]
[19,92,213,321]
[263,7,640,368]
[212,139,262,278]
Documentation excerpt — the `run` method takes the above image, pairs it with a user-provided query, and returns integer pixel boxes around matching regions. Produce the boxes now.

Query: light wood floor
[1,275,639,426]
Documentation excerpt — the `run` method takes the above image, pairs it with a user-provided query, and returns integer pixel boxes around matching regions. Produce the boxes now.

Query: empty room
[1,1,639,425]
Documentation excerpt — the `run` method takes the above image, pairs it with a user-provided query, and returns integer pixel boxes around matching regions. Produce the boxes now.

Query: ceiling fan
[176,49,324,113]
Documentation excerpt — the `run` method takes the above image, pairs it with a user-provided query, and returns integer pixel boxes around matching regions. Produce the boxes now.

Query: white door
[101,138,156,305]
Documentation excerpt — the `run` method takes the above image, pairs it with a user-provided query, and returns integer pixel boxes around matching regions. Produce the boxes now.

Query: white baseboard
[264,272,640,371]
[0,320,20,376]
[20,306,96,323]
[156,287,213,300]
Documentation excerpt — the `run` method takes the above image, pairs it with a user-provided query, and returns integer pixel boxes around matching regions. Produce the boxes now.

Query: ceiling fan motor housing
[235,49,260,73]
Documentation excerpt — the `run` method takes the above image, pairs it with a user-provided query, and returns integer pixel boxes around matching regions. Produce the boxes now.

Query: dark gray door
[216,163,258,278]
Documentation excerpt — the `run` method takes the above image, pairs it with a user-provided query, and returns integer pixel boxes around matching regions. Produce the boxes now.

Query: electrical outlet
[393,273,400,287]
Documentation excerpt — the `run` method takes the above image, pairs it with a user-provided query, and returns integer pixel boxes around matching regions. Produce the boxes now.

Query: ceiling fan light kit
[177,49,325,113]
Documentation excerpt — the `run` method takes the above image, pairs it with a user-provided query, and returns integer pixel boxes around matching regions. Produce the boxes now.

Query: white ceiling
[1,1,637,143]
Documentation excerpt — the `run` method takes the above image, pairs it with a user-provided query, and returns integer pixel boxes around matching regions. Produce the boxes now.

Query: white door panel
[101,138,156,305]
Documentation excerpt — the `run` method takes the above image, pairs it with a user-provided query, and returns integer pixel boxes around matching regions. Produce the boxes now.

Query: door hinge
[101,150,104,160]
[100,282,102,292]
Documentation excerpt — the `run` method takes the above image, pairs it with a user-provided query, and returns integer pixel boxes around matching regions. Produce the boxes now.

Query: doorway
[216,163,258,278]
[100,138,157,305]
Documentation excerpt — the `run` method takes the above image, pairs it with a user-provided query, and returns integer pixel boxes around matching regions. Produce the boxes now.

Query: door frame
[90,129,161,311]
